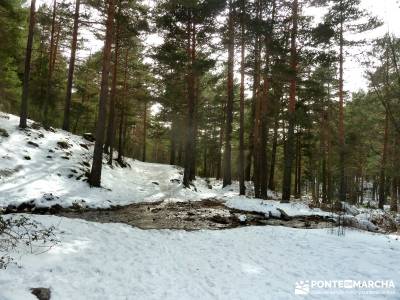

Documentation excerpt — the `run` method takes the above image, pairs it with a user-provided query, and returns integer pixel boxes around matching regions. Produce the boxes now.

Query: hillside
[0,113,207,209]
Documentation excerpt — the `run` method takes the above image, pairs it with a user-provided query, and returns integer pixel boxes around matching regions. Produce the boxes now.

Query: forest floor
[45,198,336,230]
[1,112,400,300]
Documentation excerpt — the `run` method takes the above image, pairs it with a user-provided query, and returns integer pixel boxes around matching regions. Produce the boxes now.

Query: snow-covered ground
[225,196,333,218]
[0,112,331,220]
[1,111,398,231]
[1,214,399,300]
[1,112,400,299]
[0,113,204,208]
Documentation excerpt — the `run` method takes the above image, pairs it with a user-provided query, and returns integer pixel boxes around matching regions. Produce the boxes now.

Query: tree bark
[142,101,147,162]
[189,74,200,180]
[19,0,36,128]
[338,0,346,205]
[170,117,177,165]
[63,0,81,131]
[238,0,245,195]
[118,48,129,163]
[294,131,301,198]
[379,111,389,209]
[106,19,120,164]
[268,116,279,191]
[52,22,61,69]
[43,0,57,126]
[183,14,197,187]
[245,1,262,182]
[89,0,115,187]
[251,0,263,198]
[390,132,399,211]
[223,0,235,188]
[216,102,225,180]
[281,0,298,203]
[259,0,276,199]
[391,177,398,212]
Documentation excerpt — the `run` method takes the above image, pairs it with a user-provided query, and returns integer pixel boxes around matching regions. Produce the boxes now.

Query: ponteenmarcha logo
[295,281,310,295]
[294,279,396,296]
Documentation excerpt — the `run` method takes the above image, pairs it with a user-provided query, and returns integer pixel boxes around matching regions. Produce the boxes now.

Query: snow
[225,197,333,218]
[1,214,399,300]
[238,214,247,222]
[1,112,400,299]
[0,113,187,208]
[0,112,334,220]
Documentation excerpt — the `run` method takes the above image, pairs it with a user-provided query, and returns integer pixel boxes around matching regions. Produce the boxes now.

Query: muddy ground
[50,199,336,231]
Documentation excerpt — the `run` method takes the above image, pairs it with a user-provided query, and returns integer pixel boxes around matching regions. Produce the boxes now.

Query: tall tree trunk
[295,132,302,198]
[360,173,364,204]
[322,152,327,204]
[321,97,329,204]
[251,0,263,198]
[203,131,208,177]
[183,14,196,187]
[19,0,36,128]
[391,177,398,212]
[338,0,346,205]
[281,0,298,203]
[170,117,177,165]
[38,34,45,103]
[379,111,389,209]
[190,75,199,180]
[118,48,129,163]
[73,51,90,133]
[223,0,235,188]
[268,116,279,191]
[89,0,115,187]
[106,19,120,164]
[216,104,225,180]
[294,131,299,198]
[142,101,147,162]
[253,92,262,197]
[177,137,183,166]
[43,0,57,126]
[52,23,61,69]
[63,0,81,131]
[245,1,262,182]
[326,85,333,204]
[259,0,276,199]
[391,132,399,211]
[372,179,377,202]
[238,0,245,195]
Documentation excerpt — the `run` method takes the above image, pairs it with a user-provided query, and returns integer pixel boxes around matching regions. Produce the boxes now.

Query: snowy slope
[1,214,399,300]
[0,113,190,208]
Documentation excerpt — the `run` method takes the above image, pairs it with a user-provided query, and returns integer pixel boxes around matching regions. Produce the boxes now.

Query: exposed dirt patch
[44,199,336,231]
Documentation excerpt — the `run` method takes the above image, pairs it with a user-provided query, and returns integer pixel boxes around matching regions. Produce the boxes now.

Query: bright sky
[35,0,400,93]
[344,0,400,92]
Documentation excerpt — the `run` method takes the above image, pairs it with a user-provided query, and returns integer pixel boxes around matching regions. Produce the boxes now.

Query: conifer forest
[0,0,399,299]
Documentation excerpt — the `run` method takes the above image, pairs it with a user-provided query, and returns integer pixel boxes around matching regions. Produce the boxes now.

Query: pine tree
[222,0,235,188]
[323,0,381,204]
[89,0,116,187]
[281,0,298,203]
[19,0,36,128]
[62,0,81,131]
[238,0,246,195]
